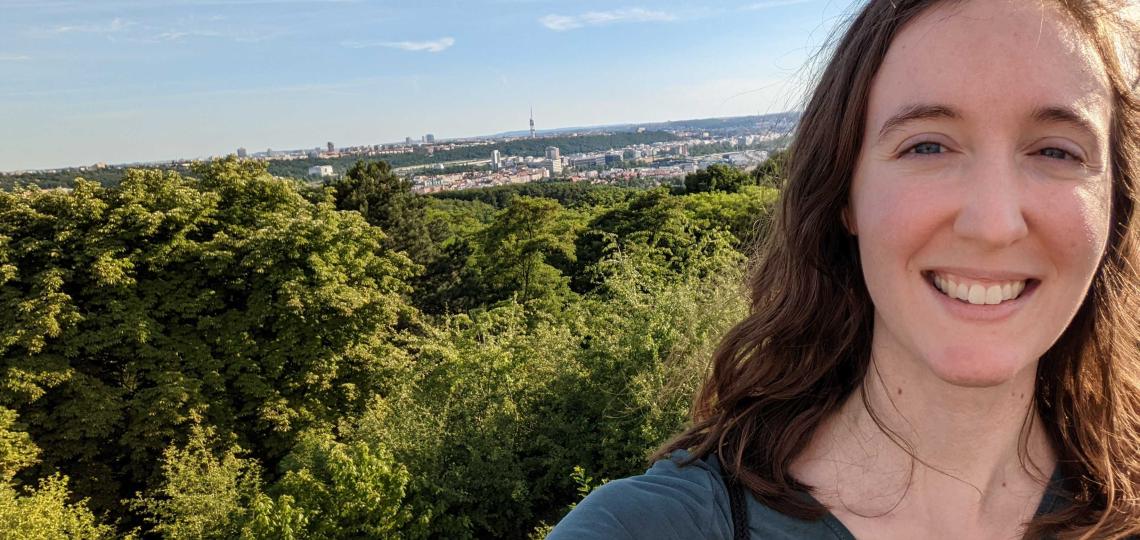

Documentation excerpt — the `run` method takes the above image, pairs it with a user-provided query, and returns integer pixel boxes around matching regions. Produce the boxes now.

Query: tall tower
[529,107,536,139]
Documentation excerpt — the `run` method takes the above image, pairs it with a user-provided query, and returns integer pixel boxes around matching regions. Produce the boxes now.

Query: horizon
[1,111,797,173]
[2,0,860,171]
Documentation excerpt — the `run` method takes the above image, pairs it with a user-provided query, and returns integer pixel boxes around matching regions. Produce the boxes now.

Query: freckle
[897,388,903,395]
[1020,393,1025,399]
[1002,482,1007,488]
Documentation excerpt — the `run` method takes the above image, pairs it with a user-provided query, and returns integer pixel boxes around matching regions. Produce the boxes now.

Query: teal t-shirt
[547,450,1066,539]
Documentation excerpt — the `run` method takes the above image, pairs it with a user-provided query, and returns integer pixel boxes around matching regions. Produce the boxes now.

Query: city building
[424,134,435,144]
[406,137,414,145]
[308,165,335,178]
[545,146,560,161]
[491,150,501,171]
[236,147,247,158]
[327,141,335,152]
[548,158,563,175]
[571,156,605,169]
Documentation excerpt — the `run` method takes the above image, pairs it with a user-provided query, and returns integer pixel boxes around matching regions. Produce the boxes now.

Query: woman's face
[848,0,1113,387]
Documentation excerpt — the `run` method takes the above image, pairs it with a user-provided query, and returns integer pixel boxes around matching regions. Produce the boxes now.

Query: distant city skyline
[1,0,861,171]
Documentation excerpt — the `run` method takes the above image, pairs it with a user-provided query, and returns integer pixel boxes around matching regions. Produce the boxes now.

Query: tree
[573,188,732,292]
[683,163,752,193]
[0,408,115,538]
[0,157,421,527]
[474,197,582,312]
[333,160,435,265]
[751,149,788,189]
[131,424,263,540]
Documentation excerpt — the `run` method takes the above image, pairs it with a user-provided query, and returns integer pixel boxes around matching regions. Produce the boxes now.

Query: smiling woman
[548,0,1140,539]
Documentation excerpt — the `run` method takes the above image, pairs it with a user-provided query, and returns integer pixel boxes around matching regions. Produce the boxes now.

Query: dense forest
[0,155,782,538]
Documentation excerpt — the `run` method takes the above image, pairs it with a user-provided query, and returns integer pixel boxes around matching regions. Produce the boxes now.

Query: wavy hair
[655,1,1140,537]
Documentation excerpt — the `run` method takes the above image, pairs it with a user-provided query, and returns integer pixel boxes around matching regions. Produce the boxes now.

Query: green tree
[333,160,435,265]
[0,157,420,526]
[680,185,780,248]
[255,430,420,539]
[474,197,582,312]
[751,149,788,188]
[573,188,730,291]
[131,424,263,540]
[0,408,116,539]
[683,163,752,193]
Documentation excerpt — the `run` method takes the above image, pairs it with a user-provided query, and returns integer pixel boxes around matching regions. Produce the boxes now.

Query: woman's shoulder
[546,450,852,540]
[545,449,734,540]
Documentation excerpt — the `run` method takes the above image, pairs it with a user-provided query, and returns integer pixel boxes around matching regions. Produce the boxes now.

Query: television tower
[530,107,536,139]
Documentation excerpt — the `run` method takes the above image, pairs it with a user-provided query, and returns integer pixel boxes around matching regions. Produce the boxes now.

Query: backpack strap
[719,459,750,540]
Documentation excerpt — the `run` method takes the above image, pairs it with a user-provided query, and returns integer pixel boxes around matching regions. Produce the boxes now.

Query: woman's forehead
[866,0,1112,131]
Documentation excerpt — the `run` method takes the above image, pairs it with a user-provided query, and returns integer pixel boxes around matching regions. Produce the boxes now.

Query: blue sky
[0,0,861,171]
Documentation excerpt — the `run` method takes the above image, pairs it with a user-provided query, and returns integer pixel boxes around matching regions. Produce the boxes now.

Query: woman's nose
[951,157,1030,249]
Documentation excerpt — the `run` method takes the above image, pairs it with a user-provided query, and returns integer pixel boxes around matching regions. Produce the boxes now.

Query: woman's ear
[842,207,858,235]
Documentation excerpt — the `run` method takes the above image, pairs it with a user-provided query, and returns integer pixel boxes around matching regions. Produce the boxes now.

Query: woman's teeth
[933,273,1026,305]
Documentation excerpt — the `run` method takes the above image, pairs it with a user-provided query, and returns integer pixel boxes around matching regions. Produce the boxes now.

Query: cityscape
[2,111,796,192]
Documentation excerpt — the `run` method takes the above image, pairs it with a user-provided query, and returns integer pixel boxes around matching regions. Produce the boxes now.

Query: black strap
[720,463,749,540]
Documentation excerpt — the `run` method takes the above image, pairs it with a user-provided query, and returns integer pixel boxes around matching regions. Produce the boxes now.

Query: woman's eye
[1038,147,1076,161]
[906,142,944,155]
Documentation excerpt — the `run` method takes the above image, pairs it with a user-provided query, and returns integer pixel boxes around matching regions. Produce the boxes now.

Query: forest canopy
[0,155,781,538]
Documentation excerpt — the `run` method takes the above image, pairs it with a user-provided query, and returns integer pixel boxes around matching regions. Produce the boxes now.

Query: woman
[549,0,1140,538]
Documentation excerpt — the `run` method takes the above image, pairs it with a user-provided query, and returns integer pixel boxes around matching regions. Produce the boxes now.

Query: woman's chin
[924,346,1038,388]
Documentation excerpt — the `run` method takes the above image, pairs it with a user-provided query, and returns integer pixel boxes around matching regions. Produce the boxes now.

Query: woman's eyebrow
[1031,105,1102,141]
[877,103,961,142]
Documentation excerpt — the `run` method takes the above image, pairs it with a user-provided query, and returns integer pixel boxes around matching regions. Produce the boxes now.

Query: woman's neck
[789,343,1057,538]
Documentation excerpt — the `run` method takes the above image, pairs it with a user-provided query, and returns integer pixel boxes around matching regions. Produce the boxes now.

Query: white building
[308,165,335,178]
[491,150,501,171]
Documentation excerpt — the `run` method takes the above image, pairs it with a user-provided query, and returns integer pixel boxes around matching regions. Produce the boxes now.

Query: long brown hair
[655,1,1140,537]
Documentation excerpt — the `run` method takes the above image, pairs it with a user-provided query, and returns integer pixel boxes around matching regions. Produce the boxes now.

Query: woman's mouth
[925,271,1036,305]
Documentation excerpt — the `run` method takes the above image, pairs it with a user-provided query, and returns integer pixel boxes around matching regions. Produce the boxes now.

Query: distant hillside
[495,112,800,138]
[265,131,680,179]
[1,166,139,190]
[1,131,682,189]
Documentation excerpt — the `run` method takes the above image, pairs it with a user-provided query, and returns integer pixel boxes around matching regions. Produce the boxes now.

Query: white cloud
[0,54,31,61]
[539,8,677,31]
[49,17,132,34]
[152,29,222,41]
[342,37,455,53]
[741,0,813,10]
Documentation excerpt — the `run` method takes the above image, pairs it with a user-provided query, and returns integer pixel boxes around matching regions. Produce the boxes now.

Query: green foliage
[0,156,419,521]
[132,424,262,540]
[1,167,140,190]
[430,181,637,209]
[345,243,746,538]
[0,408,38,482]
[572,188,745,292]
[332,160,435,265]
[752,149,788,188]
[683,163,753,193]
[681,185,780,249]
[0,474,118,539]
[0,156,777,537]
[475,197,583,309]
[0,408,116,539]
[254,430,420,539]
